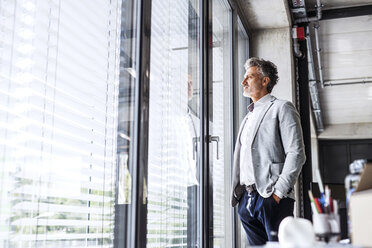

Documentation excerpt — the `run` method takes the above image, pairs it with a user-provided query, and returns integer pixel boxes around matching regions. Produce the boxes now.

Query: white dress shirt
[240,94,271,186]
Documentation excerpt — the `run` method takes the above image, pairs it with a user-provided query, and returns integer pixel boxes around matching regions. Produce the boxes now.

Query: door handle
[192,136,200,160]
[209,135,220,160]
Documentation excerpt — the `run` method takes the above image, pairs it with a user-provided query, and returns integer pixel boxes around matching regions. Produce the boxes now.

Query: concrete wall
[249,27,307,219]
[250,27,295,103]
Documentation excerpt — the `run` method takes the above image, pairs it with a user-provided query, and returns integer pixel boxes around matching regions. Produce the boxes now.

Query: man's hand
[272,193,281,204]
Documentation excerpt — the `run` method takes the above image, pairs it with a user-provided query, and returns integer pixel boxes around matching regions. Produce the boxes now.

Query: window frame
[116,0,251,247]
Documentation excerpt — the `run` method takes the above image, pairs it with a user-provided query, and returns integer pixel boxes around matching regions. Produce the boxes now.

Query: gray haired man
[231,57,306,245]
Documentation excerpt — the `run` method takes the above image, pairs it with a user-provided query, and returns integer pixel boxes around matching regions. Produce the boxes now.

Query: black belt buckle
[245,184,256,194]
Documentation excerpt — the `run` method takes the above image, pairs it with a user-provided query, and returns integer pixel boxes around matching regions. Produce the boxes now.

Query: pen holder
[312,213,340,242]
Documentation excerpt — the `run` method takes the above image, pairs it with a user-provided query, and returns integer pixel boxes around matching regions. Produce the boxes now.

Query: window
[147,0,201,247]
[113,0,137,247]
[211,0,233,246]
[236,17,249,123]
[0,0,121,246]
[235,16,250,247]
[0,0,251,247]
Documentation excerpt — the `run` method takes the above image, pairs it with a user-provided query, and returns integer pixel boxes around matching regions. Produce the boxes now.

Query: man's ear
[262,76,270,87]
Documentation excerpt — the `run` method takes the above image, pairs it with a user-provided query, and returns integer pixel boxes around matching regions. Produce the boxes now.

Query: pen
[315,168,325,206]
[308,190,319,214]
[325,185,331,213]
[311,202,319,214]
[314,198,323,213]
[325,185,330,205]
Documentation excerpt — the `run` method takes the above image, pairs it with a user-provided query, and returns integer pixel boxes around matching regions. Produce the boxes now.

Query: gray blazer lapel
[250,96,276,145]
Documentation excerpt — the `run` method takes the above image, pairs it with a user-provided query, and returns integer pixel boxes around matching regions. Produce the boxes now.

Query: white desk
[251,241,365,248]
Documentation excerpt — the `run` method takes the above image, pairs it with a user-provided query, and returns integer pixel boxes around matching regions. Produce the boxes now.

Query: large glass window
[236,18,250,124]
[211,0,233,247]
[114,0,138,247]
[235,16,250,248]
[146,0,200,247]
[0,0,251,246]
[0,0,121,247]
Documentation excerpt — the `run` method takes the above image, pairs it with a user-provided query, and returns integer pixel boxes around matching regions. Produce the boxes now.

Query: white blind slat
[0,0,121,247]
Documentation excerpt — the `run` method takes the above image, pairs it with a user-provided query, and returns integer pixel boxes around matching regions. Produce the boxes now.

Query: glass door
[210,0,233,247]
[146,0,201,247]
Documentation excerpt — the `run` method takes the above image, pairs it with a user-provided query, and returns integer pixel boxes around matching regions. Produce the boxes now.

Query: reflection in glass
[236,16,250,248]
[147,0,200,247]
[114,0,138,246]
[211,0,233,247]
[237,17,250,124]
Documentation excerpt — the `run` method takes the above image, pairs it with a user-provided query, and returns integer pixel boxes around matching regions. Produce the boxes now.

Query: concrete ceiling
[238,0,291,30]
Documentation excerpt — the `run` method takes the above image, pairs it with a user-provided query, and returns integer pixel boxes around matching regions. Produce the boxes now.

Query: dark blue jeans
[237,190,294,245]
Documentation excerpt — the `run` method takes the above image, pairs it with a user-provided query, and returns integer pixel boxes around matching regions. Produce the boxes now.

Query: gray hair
[244,57,279,93]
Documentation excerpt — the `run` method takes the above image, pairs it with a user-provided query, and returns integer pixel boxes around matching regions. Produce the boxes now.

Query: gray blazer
[231,95,306,207]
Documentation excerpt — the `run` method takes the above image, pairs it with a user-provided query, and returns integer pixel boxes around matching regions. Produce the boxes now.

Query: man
[231,57,306,245]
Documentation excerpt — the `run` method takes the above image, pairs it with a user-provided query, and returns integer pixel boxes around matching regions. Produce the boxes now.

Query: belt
[245,184,256,194]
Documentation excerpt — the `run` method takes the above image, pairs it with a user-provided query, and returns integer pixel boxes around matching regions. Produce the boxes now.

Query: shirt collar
[247,93,271,112]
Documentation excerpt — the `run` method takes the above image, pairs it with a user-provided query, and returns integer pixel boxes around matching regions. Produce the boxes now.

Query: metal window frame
[115,0,252,246]
[230,6,238,248]
[199,0,213,246]
[127,0,152,247]
[226,1,250,247]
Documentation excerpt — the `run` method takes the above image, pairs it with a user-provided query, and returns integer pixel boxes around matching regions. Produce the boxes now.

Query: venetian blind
[0,0,121,247]
[147,0,199,247]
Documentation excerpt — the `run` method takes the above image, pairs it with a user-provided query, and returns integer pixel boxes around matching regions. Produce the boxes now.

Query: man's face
[241,66,268,99]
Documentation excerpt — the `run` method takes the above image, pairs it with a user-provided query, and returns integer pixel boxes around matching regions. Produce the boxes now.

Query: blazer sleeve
[274,101,306,197]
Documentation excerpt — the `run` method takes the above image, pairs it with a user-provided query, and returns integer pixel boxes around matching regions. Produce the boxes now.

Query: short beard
[243,91,250,98]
